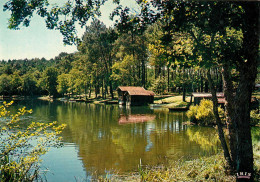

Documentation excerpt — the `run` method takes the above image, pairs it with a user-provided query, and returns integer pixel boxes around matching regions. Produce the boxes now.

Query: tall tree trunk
[221,3,258,181]
[101,79,104,98]
[200,75,204,92]
[84,83,87,100]
[182,83,186,102]
[89,85,92,99]
[204,80,209,92]
[93,21,114,99]
[158,66,162,77]
[138,60,141,84]
[146,66,148,88]
[234,74,254,181]
[233,3,258,181]
[207,71,233,170]
[182,68,186,101]
[162,66,165,77]
[109,81,114,99]
[154,67,157,79]
[167,66,170,92]
[141,59,145,88]
[95,85,98,98]
[222,63,237,170]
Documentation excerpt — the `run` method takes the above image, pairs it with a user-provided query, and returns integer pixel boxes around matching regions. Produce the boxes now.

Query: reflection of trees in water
[119,106,154,116]
[53,104,221,175]
[12,101,222,175]
[186,126,220,153]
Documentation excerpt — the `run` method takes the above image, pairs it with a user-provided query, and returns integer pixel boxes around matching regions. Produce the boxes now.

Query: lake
[10,99,222,181]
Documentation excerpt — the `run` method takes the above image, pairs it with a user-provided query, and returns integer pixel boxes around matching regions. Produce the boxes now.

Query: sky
[0,0,138,60]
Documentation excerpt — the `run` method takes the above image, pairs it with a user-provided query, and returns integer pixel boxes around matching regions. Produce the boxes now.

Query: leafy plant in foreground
[0,101,66,182]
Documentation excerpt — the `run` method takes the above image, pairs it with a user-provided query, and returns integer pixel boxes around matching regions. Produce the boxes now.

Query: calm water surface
[11,100,222,181]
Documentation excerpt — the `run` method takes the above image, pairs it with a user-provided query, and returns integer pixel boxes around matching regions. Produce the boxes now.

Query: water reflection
[10,100,222,179]
[118,114,156,124]
[186,126,221,153]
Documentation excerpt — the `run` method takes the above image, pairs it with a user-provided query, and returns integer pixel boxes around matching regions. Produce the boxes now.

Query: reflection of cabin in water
[117,86,155,106]
[118,114,156,124]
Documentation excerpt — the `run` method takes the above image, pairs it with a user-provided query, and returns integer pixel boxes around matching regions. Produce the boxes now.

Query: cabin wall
[118,90,127,105]
[126,95,154,106]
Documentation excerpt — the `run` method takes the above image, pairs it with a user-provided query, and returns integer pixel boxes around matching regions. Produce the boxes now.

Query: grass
[101,154,236,182]
[163,101,190,109]
[99,152,260,182]
[154,95,185,103]
[154,95,191,108]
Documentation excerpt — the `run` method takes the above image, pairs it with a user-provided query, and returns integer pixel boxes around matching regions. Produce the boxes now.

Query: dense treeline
[0,20,222,99]
[0,54,71,96]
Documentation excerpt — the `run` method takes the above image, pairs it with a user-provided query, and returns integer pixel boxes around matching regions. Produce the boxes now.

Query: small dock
[149,104,168,109]
[168,107,189,112]
[97,99,118,104]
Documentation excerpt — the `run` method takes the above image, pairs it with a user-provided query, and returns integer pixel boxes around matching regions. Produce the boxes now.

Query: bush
[0,101,66,181]
[250,109,260,126]
[186,105,198,122]
[187,99,225,125]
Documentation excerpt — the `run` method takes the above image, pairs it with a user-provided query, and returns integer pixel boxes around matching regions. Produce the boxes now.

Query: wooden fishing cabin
[117,86,155,106]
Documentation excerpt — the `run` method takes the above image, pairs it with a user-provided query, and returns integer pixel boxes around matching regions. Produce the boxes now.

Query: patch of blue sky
[0,0,138,60]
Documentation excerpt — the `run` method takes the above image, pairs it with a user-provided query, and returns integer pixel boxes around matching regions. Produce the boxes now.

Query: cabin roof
[192,92,224,98]
[117,86,155,96]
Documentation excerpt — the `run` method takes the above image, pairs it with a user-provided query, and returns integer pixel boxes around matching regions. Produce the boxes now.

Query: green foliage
[151,76,167,94]
[57,73,70,95]
[68,69,86,95]
[0,101,66,181]
[21,73,38,96]
[145,22,168,68]
[113,27,148,87]
[187,99,224,125]
[10,72,22,95]
[111,55,138,86]
[186,105,199,122]
[250,110,260,126]
[55,53,73,74]
[41,67,58,97]
[77,19,117,97]
[0,74,11,95]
